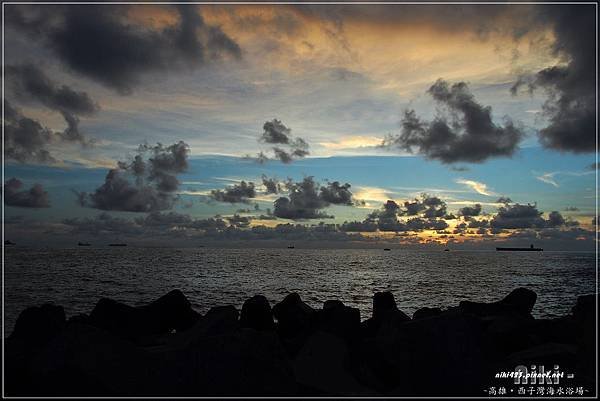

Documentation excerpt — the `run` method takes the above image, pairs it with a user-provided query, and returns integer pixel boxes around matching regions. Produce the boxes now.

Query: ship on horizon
[496,244,543,252]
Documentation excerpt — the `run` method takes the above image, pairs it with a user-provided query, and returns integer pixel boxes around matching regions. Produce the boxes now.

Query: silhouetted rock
[141,289,199,332]
[10,303,65,345]
[88,289,199,342]
[572,294,596,388]
[4,287,595,397]
[360,311,486,395]
[412,306,442,320]
[28,323,157,396]
[316,300,361,341]
[186,328,297,395]
[240,295,275,331]
[503,342,578,371]
[573,293,595,323]
[373,291,397,319]
[175,305,240,348]
[67,313,89,325]
[459,287,536,317]
[501,287,537,314]
[272,292,315,337]
[293,331,371,395]
[362,292,409,337]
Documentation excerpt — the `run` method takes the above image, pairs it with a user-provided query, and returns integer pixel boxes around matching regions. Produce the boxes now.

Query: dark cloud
[382,80,524,163]
[546,211,565,228]
[511,5,595,153]
[490,203,570,229]
[4,100,92,163]
[77,141,190,212]
[210,181,256,203]
[272,177,354,220]
[496,196,513,204]
[3,178,50,208]
[402,194,448,218]
[459,203,482,217]
[339,220,378,232]
[406,217,449,231]
[64,212,142,236]
[360,198,450,233]
[64,211,230,237]
[226,214,252,228]
[261,119,291,144]
[273,177,331,220]
[6,4,241,93]
[6,64,98,115]
[255,119,310,164]
[467,218,489,229]
[490,203,545,229]
[3,65,97,163]
[261,175,281,194]
[319,181,353,205]
[3,101,55,163]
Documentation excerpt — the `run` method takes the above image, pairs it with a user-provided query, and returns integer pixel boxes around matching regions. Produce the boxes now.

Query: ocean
[3,247,596,334]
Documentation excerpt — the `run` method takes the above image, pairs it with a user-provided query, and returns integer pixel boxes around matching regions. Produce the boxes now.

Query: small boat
[496,244,543,252]
[78,242,91,246]
[383,248,391,251]
[444,248,450,252]
[4,240,16,246]
[287,245,295,249]
[109,243,127,247]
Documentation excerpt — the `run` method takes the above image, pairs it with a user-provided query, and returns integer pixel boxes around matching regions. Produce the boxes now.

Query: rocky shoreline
[5,288,596,397]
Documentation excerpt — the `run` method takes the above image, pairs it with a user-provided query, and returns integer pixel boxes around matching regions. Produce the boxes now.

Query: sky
[2,3,598,250]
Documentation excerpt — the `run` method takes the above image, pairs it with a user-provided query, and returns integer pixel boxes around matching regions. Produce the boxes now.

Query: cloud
[254,119,310,164]
[496,196,513,204]
[272,176,355,219]
[535,172,559,187]
[226,214,253,228]
[319,181,353,205]
[459,203,482,217]
[3,64,99,164]
[261,175,281,194]
[3,178,51,208]
[490,203,570,229]
[6,64,98,115]
[467,218,488,228]
[546,211,565,227]
[356,196,451,232]
[511,5,595,153]
[261,119,292,144]
[401,194,449,218]
[533,169,593,188]
[3,100,94,164]
[64,212,142,235]
[455,179,497,196]
[381,80,523,164]
[6,4,241,94]
[210,181,256,203]
[3,101,56,163]
[77,141,190,212]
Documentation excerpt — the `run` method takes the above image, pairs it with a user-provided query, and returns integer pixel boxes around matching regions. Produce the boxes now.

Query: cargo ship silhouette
[496,244,543,252]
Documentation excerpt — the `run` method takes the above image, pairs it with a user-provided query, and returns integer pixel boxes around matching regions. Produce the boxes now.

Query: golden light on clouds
[319,135,383,150]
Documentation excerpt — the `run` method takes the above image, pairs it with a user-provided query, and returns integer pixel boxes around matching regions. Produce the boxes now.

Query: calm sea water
[3,247,596,334]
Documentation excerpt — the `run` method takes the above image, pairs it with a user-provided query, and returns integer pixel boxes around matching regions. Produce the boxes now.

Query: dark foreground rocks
[5,288,597,397]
